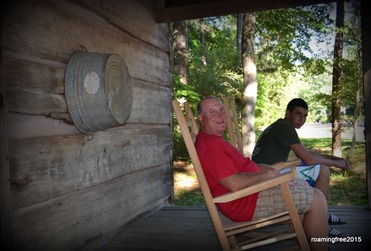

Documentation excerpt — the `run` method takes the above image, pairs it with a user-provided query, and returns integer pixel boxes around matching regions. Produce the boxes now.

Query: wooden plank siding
[8,126,172,208]
[100,206,371,251]
[1,1,173,250]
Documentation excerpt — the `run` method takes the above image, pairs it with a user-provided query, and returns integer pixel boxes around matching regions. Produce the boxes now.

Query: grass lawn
[173,138,367,207]
[301,138,367,206]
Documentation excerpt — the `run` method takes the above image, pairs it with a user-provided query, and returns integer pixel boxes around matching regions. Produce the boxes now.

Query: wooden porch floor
[99,206,371,251]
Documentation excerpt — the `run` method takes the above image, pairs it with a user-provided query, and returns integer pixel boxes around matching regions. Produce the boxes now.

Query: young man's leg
[313,164,330,199]
[296,164,346,227]
[302,187,328,251]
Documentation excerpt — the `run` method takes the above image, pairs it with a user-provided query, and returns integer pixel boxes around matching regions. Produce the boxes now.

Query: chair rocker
[172,99,310,251]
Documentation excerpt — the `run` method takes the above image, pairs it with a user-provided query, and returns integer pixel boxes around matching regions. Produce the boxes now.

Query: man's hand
[258,164,281,178]
[320,153,350,169]
[335,158,349,169]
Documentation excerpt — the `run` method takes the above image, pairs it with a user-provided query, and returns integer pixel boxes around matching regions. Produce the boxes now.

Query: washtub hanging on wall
[65,51,133,133]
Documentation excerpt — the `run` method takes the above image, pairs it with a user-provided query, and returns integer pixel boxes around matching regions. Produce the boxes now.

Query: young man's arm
[290,143,348,169]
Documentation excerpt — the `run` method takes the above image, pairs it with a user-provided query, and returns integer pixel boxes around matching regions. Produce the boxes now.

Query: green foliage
[252,5,341,127]
[298,73,333,123]
[173,74,201,104]
[187,17,243,98]
[172,125,188,161]
[300,138,367,206]
[256,6,333,73]
[329,171,367,206]
[174,188,205,206]
[302,58,327,75]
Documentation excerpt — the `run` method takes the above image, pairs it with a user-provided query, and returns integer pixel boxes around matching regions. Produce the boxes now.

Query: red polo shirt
[195,132,260,221]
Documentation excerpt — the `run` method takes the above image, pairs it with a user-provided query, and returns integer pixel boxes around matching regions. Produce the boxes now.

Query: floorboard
[99,206,371,251]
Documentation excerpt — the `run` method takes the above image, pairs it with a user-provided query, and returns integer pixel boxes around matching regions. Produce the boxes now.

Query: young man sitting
[252,98,348,236]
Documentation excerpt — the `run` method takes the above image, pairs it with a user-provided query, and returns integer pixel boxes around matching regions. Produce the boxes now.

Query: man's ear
[285,110,290,119]
[197,114,203,124]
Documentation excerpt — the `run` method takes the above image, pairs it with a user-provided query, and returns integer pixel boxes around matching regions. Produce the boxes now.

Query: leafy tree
[187,17,242,98]
[254,5,335,130]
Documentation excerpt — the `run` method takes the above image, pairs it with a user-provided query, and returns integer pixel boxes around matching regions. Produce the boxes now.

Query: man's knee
[319,164,330,180]
[311,188,327,209]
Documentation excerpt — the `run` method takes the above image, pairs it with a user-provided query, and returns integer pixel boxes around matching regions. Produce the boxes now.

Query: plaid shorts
[252,179,313,220]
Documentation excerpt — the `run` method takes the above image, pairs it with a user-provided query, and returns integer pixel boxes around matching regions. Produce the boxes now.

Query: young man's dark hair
[286,98,308,112]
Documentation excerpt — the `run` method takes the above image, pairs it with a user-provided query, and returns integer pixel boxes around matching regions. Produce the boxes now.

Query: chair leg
[280,183,310,251]
[227,235,237,248]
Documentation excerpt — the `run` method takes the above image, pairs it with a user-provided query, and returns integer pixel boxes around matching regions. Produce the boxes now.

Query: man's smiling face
[198,97,227,136]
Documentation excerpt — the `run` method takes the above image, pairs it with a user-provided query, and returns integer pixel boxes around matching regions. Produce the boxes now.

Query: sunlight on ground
[174,173,198,190]
[173,162,199,191]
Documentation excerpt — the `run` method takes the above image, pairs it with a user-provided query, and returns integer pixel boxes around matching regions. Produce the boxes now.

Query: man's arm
[290,143,348,169]
[219,164,280,192]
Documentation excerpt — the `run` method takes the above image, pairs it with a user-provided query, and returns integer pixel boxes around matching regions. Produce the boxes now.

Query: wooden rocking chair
[223,97,243,153]
[172,99,310,251]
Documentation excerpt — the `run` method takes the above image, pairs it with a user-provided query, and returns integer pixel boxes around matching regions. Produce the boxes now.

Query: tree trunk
[241,12,257,157]
[236,14,243,53]
[173,21,188,84]
[199,18,207,65]
[346,84,362,162]
[331,0,344,157]
[347,22,363,162]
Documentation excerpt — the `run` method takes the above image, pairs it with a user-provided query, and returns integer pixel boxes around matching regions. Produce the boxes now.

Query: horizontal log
[70,0,170,51]
[6,78,171,129]
[127,80,172,124]
[8,126,173,208]
[2,0,171,85]
[3,57,64,93]
[7,113,79,139]
[12,165,172,251]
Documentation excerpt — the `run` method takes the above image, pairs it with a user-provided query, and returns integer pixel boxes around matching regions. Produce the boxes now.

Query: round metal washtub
[65,51,132,133]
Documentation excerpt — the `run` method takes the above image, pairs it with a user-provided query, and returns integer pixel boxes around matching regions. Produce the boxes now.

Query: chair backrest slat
[223,97,243,153]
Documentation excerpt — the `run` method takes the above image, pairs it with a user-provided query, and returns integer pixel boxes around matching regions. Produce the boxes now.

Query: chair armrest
[213,168,297,204]
[272,159,301,169]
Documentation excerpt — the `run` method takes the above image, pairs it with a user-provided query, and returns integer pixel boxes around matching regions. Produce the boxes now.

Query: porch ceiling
[155,0,335,22]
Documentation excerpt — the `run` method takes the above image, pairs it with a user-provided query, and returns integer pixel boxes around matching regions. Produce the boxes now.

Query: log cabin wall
[1,0,173,250]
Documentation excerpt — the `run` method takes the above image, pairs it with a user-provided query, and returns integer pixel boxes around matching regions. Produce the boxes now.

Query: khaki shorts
[252,179,313,220]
